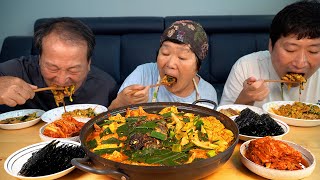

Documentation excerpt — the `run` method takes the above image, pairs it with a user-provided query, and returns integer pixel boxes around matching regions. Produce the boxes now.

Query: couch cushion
[0,36,33,62]
[120,33,161,83]
[34,17,164,35]
[92,35,121,83]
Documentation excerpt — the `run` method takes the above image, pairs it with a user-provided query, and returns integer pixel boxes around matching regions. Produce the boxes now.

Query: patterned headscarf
[160,20,209,60]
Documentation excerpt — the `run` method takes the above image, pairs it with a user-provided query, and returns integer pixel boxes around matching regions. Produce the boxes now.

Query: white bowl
[0,109,45,130]
[238,119,289,141]
[4,140,80,180]
[39,123,79,142]
[240,139,316,179]
[262,101,320,127]
[217,104,264,120]
[41,104,107,123]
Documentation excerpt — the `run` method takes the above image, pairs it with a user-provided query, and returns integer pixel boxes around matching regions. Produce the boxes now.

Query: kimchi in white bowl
[39,116,84,142]
[240,137,315,179]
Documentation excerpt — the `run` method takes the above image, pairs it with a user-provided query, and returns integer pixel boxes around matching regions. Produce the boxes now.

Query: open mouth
[282,72,306,83]
[161,74,177,87]
[287,72,305,76]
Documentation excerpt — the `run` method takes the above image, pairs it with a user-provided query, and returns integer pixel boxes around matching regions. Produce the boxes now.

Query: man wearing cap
[108,20,217,110]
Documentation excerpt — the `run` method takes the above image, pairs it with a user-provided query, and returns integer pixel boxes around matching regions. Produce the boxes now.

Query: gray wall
[0,0,296,50]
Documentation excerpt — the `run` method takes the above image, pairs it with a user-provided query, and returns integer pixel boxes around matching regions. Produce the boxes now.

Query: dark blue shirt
[0,55,118,112]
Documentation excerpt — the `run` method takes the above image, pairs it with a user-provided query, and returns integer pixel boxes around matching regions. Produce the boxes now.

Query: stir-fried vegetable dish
[86,106,234,166]
[0,112,38,124]
[51,85,75,106]
[62,108,96,118]
[246,136,308,170]
[272,101,320,120]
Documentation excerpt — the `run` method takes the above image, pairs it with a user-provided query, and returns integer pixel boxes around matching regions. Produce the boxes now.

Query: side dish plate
[237,119,289,141]
[262,101,320,127]
[4,140,80,180]
[41,104,107,123]
[240,139,316,179]
[0,109,45,130]
[217,104,264,120]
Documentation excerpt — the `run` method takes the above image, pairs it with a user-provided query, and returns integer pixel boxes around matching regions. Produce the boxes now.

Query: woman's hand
[235,77,269,105]
[0,76,37,107]
[108,84,150,110]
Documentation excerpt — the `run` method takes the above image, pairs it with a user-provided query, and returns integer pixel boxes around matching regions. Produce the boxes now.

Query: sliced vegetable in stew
[85,106,234,166]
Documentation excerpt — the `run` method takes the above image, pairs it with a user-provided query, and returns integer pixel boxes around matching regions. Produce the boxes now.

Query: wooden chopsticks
[264,79,300,84]
[125,83,162,96]
[149,83,161,88]
[33,87,65,92]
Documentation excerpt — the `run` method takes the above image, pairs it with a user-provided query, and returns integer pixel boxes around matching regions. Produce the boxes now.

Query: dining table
[1,121,319,180]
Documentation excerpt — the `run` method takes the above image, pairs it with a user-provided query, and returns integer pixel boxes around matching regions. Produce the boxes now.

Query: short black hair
[270,0,320,47]
[34,17,95,60]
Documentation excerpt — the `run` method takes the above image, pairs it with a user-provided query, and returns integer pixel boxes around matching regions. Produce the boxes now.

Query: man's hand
[235,77,269,105]
[108,84,149,110]
[0,76,37,107]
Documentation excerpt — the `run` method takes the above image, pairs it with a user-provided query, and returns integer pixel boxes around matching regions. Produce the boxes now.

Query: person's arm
[234,77,269,105]
[108,85,149,110]
[220,53,270,106]
[0,76,37,107]
[108,63,157,110]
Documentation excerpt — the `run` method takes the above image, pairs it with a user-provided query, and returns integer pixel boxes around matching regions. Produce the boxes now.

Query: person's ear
[268,38,273,53]
[88,59,91,71]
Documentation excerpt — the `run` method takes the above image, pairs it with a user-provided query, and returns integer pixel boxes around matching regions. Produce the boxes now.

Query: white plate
[240,139,316,179]
[4,140,80,180]
[39,123,79,142]
[262,101,320,127]
[238,119,289,141]
[41,104,107,123]
[217,104,264,120]
[0,109,45,130]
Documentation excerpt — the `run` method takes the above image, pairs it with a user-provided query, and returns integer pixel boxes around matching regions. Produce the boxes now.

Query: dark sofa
[0,15,273,106]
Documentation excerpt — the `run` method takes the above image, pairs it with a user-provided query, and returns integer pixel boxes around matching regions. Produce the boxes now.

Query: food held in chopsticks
[0,112,38,124]
[43,116,84,138]
[245,136,307,170]
[51,85,75,106]
[18,140,85,177]
[271,101,320,120]
[281,73,306,90]
[161,74,177,86]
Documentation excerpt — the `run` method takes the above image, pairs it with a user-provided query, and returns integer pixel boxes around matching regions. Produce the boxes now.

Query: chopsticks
[264,79,300,84]
[125,83,162,96]
[149,83,161,88]
[33,87,65,92]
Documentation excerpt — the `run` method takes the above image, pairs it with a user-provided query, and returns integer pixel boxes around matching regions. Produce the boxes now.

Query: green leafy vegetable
[87,139,98,149]
[102,137,121,145]
[100,127,112,138]
[131,148,188,166]
[94,148,120,155]
[150,131,167,140]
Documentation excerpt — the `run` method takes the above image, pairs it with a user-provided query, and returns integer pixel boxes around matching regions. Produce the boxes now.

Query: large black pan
[72,101,239,180]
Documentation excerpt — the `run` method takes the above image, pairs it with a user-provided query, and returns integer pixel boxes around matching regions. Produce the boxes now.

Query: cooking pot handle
[192,99,218,110]
[71,157,130,180]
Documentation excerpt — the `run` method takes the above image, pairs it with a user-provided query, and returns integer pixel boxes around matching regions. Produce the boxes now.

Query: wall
[0,0,297,50]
